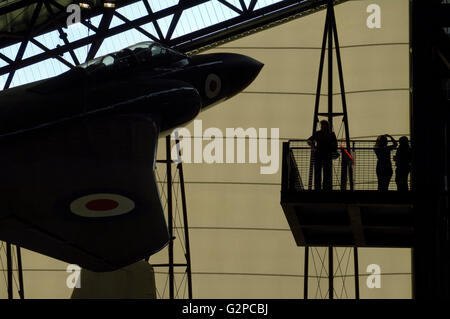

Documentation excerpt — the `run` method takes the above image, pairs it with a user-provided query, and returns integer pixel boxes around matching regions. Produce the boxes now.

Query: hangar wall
[0,0,412,299]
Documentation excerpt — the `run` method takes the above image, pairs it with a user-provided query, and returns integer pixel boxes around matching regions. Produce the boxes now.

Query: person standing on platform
[307,120,337,190]
[374,134,398,191]
[394,136,412,191]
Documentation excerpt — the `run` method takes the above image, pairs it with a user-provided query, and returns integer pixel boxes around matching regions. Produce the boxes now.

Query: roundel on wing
[205,73,221,99]
[70,193,135,218]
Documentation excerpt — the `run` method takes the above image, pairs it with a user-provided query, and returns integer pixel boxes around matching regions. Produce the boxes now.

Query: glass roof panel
[116,1,148,20]
[149,0,179,13]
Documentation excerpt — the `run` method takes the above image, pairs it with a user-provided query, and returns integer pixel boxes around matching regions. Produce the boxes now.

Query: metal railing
[282,139,412,192]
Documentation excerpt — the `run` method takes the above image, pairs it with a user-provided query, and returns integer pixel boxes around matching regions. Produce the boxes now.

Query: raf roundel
[205,73,221,99]
[70,193,135,218]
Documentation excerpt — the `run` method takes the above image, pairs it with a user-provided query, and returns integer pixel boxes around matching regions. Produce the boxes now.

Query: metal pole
[6,243,13,299]
[331,3,353,191]
[304,246,309,299]
[16,246,24,299]
[166,135,174,299]
[176,139,193,299]
[354,247,360,299]
[313,3,331,135]
[327,1,333,131]
[329,246,333,299]
[309,3,330,190]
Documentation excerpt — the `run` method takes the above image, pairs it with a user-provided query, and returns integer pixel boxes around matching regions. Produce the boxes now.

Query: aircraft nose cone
[192,52,263,106]
[241,55,264,75]
[227,54,263,94]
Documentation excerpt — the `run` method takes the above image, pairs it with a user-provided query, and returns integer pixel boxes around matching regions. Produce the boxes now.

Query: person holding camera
[374,134,398,191]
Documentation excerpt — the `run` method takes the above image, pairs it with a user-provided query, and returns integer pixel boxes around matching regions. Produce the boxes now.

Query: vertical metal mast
[166,135,174,299]
[304,0,358,300]
[154,135,192,299]
[308,0,353,191]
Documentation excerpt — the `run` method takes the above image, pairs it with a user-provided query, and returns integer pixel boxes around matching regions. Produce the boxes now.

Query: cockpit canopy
[78,42,188,72]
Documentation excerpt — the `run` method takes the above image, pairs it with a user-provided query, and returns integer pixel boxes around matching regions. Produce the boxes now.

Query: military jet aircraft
[0,41,263,271]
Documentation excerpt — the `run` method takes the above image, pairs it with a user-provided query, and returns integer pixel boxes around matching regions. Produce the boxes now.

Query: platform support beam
[177,138,193,299]
[166,135,174,300]
[2,242,25,299]
[304,246,309,299]
[328,246,333,299]
[6,243,13,299]
[16,246,24,299]
[354,247,360,299]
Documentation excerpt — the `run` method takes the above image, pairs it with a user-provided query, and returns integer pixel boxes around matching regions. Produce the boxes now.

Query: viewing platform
[280,140,414,248]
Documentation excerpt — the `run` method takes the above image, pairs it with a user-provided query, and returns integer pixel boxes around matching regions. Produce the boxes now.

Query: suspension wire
[175,271,187,299]
[155,283,161,299]
[317,247,331,299]
[161,269,169,299]
[334,247,347,298]
[310,248,319,298]
[171,168,188,299]
[336,119,344,141]
[173,182,186,254]
[333,247,347,277]
[341,247,353,299]
[333,247,350,299]
[312,247,328,299]
[318,247,329,299]
[155,166,169,212]
[155,165,169,299]
[310,248,322,299]
[173,273,177,299]
[183,274,187,299]
[173,170,187,254]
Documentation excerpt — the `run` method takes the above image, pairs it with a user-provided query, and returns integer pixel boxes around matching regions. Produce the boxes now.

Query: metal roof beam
[85,8,114,62]
[248,0,258,12]
[142,0,164,40]
[29,37,74,69]
[44,1,79,65]
[114,10,160,42]
[3,0,43,90]
[216,0,243,14]
[165,9,182,41]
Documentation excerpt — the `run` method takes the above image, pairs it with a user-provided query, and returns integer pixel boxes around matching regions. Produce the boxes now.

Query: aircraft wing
[0,83,200,271]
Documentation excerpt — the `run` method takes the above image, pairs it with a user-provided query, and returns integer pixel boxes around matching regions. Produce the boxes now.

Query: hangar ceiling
[0,0,348,90]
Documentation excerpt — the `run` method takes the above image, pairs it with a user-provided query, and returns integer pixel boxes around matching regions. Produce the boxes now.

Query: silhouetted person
[374,134,397,191]
[394,136,412,191]
[308,120,337,190]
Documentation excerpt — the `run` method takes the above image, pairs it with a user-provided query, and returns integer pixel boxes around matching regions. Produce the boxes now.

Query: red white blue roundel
[70,193,135,218]
[205,73,221,99]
